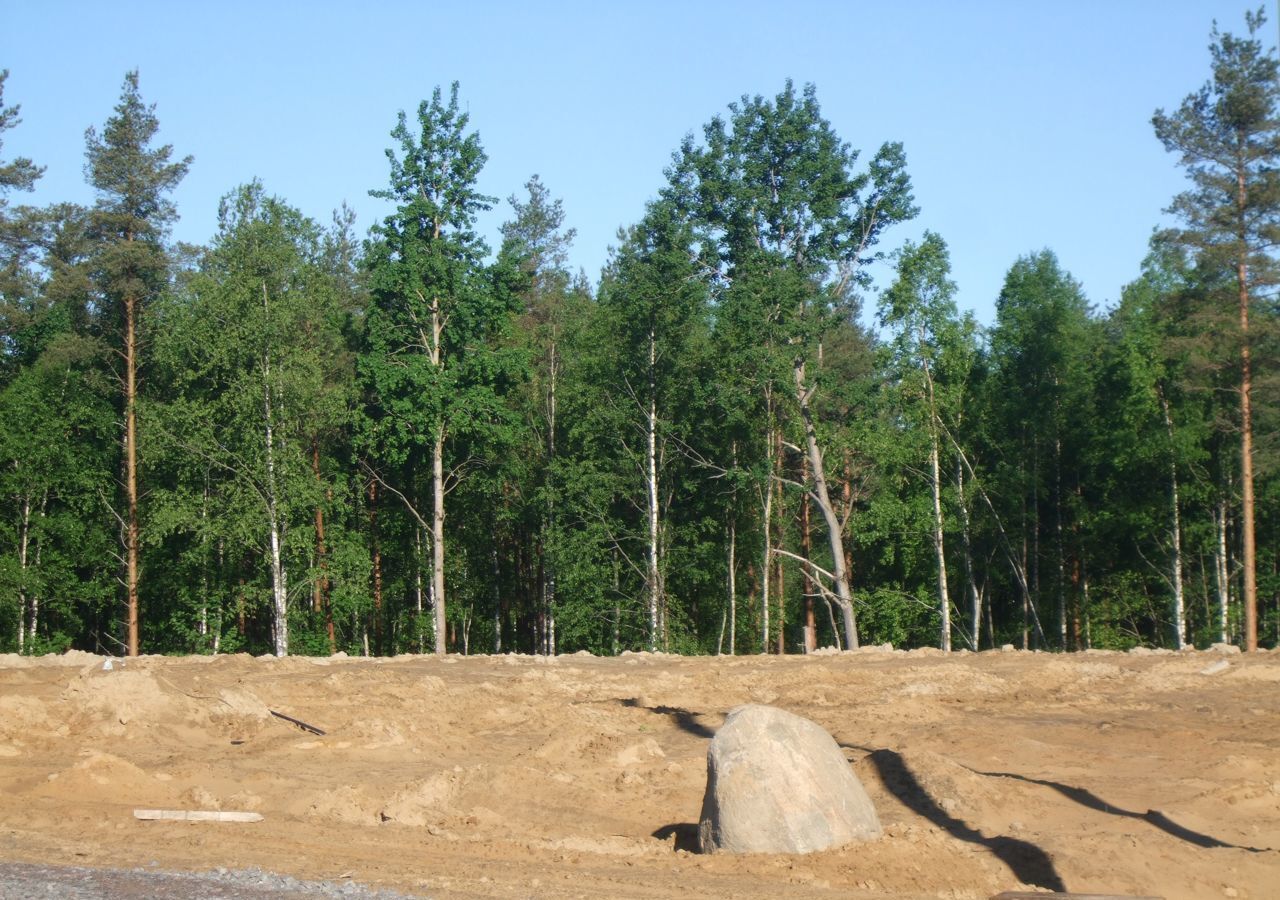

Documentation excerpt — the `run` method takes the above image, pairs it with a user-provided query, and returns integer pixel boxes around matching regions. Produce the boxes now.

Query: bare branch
[359,460,430,531]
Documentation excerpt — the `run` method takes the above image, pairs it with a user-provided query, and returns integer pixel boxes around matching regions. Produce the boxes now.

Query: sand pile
[0,647,1276,898]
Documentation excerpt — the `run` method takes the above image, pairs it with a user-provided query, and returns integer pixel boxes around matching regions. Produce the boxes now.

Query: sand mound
[0,649,1276,900]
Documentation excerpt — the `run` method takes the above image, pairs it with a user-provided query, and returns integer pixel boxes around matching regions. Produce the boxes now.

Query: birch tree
[881,232,978,650]
[152,183,348,656]
[667,81,916,645]
[588,202,708,651]
[363,83,521,655]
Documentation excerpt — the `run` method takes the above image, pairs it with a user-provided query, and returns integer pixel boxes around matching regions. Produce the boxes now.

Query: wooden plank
[269,709,326,735]
[133,809,263,823]
[992,895,1163,900]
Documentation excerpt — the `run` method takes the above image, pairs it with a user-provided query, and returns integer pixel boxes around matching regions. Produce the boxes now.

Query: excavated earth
[0,646,1277,899]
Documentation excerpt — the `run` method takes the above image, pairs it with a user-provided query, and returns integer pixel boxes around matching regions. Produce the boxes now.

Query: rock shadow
[619,698,717,739]
[653,822,701,852]
[855,747,1067,892]
[973,768,1274,853]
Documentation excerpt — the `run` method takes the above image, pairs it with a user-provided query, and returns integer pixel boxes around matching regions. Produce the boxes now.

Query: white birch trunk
[213,538,224,654]
[920,340,951,651]
[414,526,426,652]
[262,284,288,658]
[1215,498,1230,644]
[794,359,857,643]
[929,438,951,651]
[17,493,29,654]
[956,458,981,650]
[432,421,447,655]
[199,479,209,641]
[1159,392,1186,649]
[727,517,737,656]
[761,416,773,654]
[31,493,44,645]
[646,327,661,652]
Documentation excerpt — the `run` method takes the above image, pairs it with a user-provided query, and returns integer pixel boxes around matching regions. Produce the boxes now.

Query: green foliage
[147,182,356,654]
[2,59,1278,658]
[361,83,525,653]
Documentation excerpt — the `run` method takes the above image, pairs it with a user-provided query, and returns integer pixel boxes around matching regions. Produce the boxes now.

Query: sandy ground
[0,646,1276,900]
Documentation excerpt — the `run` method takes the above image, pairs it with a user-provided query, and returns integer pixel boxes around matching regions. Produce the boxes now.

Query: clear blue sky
[2,1,1266,326]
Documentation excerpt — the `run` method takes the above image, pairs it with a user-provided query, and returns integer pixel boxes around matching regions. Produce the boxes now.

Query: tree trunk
[1082,564,1092,649]
[929,436,951,651]
[125,286,141,657]
[840,453,858,649]
[311,440,332,635]
[761,397,773,654]
[432,421,447,654]
[545,337,558,656]
[199,478,209,644]
[1216,496,1231,644]
[957,458,981,650]
[17,493,30,654]
[801,456,816,654]
[487,546,499,654]
[611,548,621,656]
[645,326,661,652]
[1031,443,1040,649]
[262,285,288,658]
[793,359,856,643]
[918,331,951,651]
[1159,391,1186,649]
[1235,239,1257,651]
[368,479,383,654]
[1054,432,1067,650]
[727,516,737,656]
[30,493,44,648]
[414,525,426,653]
[774,432,785,655]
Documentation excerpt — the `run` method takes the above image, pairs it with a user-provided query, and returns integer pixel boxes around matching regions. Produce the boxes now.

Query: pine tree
[498,175,577,653]
[0,69,47,370]
[85,71,190,656]
[1153,9,1280,651]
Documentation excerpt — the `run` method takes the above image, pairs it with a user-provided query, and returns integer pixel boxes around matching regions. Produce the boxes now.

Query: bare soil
[1,647,1276,899]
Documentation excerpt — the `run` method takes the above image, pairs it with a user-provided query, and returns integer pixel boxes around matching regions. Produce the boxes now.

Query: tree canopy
[0,14,1277,657]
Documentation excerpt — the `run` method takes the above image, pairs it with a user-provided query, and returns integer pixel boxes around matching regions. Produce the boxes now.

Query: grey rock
[698,704,881,854]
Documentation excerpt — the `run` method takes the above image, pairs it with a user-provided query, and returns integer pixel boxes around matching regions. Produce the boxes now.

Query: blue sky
[1,1,1265,326]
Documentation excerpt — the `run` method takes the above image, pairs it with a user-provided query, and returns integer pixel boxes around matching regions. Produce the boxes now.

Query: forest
[0,13,1276,659]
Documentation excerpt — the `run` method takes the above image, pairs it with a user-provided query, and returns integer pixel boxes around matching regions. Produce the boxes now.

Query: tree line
[0,12,1275,657]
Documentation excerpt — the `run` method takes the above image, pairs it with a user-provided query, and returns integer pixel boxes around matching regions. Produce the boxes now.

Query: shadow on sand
[851,746,1067,892]
[619,698,717,739]
[971,767,1274,854]
[652,822,701,852]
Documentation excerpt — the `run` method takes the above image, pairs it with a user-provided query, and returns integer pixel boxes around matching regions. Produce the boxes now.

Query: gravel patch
[0,863,422,899]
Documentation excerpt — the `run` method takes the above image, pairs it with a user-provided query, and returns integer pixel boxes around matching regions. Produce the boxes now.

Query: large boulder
[698,704,881,854]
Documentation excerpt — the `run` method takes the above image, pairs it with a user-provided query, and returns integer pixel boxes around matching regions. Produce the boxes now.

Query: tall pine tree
[1153,9,1280,651]
[85,71,190,656]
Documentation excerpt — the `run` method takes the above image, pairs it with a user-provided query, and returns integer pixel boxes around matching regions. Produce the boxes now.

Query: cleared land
[0,647,1276,899]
